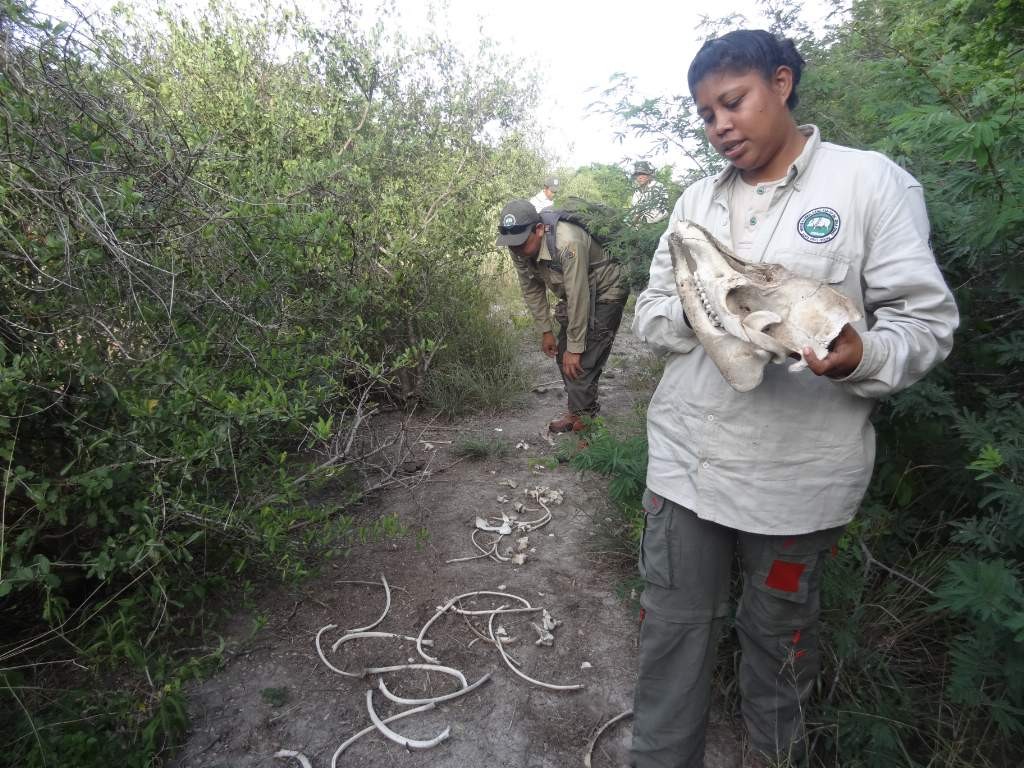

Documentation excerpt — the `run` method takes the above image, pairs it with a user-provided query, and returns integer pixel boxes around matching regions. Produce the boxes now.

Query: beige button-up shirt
[634,126,958,534]
[512,222,628,354]
[530,190,554,212]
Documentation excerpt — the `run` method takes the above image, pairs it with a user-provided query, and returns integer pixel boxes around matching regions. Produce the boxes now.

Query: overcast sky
[38,0,838,174]
[353,0,837,173]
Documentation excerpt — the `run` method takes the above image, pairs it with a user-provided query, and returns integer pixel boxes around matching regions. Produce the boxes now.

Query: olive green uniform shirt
[511,222,628,354]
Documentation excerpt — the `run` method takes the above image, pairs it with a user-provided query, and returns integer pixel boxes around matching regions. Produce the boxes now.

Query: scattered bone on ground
[172,315,742,767]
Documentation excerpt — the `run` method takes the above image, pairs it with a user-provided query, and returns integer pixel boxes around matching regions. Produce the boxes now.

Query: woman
[630,30,958,768]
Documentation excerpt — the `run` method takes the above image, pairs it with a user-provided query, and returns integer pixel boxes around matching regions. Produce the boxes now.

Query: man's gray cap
[544,175,560,189]
[632,161,656,177]
[496,198,541,247]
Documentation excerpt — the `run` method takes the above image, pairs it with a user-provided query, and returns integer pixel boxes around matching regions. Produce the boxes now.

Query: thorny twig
[860,541,935,596]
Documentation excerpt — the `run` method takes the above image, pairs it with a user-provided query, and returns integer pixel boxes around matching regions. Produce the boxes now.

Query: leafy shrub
[0,1,542,763]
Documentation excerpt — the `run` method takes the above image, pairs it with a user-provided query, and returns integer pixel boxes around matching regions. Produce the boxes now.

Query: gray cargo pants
[554,299,626,416]
[631,490,844,768]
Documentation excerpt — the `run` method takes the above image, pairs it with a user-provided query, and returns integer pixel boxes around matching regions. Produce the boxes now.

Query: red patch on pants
[764,559,806,593]
[638,607,646,626]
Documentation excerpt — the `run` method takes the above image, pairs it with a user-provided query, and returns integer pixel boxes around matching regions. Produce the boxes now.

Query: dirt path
[172,315,741,768]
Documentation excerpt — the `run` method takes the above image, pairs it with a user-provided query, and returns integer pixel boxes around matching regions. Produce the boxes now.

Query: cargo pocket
[638,489,673,589]
[749,527,843,605]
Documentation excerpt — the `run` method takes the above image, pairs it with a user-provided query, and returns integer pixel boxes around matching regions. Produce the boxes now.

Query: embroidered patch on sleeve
[765,559,806,593]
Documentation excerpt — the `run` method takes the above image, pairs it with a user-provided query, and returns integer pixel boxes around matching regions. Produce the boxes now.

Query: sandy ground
[171,314,742,768]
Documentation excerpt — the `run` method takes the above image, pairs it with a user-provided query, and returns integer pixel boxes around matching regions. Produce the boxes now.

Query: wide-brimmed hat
[632,161,655,178]
[496,198,541,247]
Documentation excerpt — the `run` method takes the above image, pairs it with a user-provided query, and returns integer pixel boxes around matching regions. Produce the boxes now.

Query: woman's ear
[772,65,794,106]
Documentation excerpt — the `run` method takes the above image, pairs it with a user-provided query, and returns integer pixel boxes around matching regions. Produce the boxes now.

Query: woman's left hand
[803,324,863,379]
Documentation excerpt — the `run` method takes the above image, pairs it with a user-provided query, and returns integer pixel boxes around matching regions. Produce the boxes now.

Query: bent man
[497,198,629,433]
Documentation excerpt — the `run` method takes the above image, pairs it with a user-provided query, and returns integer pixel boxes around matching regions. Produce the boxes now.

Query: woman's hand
[803,324,863,379]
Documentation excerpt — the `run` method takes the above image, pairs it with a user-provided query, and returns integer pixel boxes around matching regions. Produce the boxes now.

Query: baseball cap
[544,175,560,189]
[632,161,655,177]
[496,199,541,247]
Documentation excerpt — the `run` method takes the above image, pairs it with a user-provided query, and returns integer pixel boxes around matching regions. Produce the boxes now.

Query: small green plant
[452,436,511,460]
[260,687,289,708]
[528,455,559,471]
[353,512,406,544]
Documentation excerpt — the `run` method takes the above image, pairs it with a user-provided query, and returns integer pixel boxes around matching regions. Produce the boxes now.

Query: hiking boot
[548,412,584,433]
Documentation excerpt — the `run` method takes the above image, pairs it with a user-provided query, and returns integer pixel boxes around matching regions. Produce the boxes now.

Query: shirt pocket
[771,249,851,286]
[638,489,673,589]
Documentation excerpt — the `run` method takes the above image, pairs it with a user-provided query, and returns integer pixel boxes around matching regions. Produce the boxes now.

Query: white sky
[37,0,837,174]
[353,0,837,173]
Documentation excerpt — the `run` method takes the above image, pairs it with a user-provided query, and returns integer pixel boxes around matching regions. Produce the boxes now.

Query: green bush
[0,1,541,763]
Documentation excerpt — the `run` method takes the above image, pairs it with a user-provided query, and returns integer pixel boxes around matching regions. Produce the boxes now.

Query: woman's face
[693,66,796,180]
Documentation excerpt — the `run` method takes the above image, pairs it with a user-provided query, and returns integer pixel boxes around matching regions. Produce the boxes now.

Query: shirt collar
[711,124,820,195]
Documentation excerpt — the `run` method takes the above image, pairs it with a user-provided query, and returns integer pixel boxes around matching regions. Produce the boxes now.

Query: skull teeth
[694,276,723,329]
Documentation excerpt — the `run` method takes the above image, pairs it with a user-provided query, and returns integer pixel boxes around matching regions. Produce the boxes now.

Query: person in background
[630,161,668,223]
[530,175,559,212]
[496,198,629,433]
[630,29,958,768]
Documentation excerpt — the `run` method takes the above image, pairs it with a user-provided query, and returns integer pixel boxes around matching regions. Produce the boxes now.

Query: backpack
[539,196,624,273]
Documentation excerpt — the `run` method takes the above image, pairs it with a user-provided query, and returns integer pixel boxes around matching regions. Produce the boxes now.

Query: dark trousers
[631,490,844,768]
[554,299,626,416]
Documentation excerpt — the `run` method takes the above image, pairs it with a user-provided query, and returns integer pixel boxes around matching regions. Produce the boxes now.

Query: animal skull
[668,220,862,392]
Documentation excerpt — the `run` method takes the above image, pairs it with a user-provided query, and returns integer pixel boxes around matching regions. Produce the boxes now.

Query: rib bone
[365,689,450,750]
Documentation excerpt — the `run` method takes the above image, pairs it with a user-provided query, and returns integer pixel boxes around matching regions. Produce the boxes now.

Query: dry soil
[171,314,742,768]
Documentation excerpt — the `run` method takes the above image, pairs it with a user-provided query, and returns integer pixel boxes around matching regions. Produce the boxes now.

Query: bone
[541,609,562,631]
[531,622,555,646]
[377,671,491,706]
[487,609,584,692]
[363,663,467,688]
[460,612,523,665]
[316,625,439,678]
[315,624,361,677]
[345,574,390,634]
[445,548,496,564]
[476,516,513,535]
[365,689,450,750]
[331,631,424,653]
[452,605,543,617]
[274,750,313,768]
[416,591,533,664]
[583,710,634,767]
[331,703,436,766]
[668,220,862,391]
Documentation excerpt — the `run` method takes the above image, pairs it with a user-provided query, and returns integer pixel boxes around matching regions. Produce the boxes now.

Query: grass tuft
[452,436,511,460]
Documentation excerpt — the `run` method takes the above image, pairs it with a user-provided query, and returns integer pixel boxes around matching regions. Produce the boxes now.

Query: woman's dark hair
[687,30,805,110]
